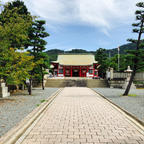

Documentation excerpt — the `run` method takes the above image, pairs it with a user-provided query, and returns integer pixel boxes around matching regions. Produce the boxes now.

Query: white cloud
[2,0,140,34]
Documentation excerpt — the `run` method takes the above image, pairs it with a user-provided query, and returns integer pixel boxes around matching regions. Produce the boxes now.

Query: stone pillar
[0,82,10,98]
[110,68,113,80]
[106,68,110,80]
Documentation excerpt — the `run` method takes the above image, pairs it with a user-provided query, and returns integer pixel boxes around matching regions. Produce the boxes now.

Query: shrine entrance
[51,54,99,78]
[81,68,87,77]
[72,69,80,77]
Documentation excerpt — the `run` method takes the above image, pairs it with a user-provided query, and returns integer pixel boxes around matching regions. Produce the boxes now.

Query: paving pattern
[19,87,144,144]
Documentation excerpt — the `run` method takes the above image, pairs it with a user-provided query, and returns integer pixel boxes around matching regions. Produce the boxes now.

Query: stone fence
[106,71,144,88]
[113,72,144,81]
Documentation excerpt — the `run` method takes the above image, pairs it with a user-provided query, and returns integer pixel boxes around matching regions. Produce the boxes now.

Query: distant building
[51,54,99,78]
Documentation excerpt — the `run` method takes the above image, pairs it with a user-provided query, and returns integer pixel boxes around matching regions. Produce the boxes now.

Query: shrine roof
[52,54,98,66]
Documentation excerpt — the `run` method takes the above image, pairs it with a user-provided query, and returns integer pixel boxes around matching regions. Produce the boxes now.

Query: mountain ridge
[46,43,136,61]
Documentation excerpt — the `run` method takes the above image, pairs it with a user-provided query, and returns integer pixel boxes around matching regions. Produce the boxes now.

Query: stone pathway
[18,87,144,144]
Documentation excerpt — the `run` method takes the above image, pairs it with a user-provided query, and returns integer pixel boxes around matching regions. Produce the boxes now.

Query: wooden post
[80,66,82,77]
[86,66,88,77]
[57,64,59,77]
[71,66,72,77]
[63,66,65,77]
[93,65,95,77]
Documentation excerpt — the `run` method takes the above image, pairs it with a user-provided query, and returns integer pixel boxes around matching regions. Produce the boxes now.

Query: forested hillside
[46,43,136,61]
[106,43,136,57]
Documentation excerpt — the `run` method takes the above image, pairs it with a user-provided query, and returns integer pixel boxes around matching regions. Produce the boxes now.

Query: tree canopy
[0,1,34,85]
[0,0,50,94]
[0,0,32,49]
[26,20,50,91]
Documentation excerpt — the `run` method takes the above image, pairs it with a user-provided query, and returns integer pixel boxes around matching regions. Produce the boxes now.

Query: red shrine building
[51,54,99,78]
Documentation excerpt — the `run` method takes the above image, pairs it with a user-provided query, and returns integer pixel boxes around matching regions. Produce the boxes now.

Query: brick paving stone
[18,87,144,144]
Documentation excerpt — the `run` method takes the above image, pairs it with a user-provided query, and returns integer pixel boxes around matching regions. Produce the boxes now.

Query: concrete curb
[90,88,144,134]
[0,88,63,144]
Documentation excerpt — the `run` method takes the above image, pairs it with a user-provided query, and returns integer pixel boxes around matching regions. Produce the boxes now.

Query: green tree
[0,48,34,85]
[108,54,133,72]
[0,1,34,92]
[36,52,50,90]
[26,20,50,91]
[0,0,32,49]
[125,49,144,72]
[123,2,144,96]
[95,48,109,78]
[109,55,118,71]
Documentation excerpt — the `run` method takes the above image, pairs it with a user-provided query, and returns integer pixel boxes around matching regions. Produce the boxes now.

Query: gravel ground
[0,88,59,137]
[92,88,144,123]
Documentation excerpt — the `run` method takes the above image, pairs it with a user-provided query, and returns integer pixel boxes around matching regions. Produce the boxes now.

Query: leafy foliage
[0,0,32,49]
[95,48,109,77]
[26,19,50,90]
[0,0,34,86]
[0,49,34,85]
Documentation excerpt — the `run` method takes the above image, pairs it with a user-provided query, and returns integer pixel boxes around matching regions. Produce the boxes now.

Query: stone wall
[113,72,144,81]
[107,71,144,88]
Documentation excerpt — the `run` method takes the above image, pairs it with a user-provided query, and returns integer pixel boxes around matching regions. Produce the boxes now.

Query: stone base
[0,83,10,98]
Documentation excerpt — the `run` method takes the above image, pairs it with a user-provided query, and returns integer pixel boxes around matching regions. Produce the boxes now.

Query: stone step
[45,79,108,88]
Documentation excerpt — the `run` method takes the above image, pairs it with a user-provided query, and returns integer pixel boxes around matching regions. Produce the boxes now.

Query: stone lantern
[122,66,136,89]
[0,79,10,98]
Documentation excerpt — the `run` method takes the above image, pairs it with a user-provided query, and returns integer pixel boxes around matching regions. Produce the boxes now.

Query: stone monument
[110,68,114,80]
[106,67,113,80]
[0,80,10,98]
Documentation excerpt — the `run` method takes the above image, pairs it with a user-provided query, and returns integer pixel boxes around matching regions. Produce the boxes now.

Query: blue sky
[2,0,140,51]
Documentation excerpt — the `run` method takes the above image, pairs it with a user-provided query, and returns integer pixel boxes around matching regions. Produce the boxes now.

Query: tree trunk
[41,67,44,90]
[123,67,136,96]
[28,78,32,95]
[42,75,44,90]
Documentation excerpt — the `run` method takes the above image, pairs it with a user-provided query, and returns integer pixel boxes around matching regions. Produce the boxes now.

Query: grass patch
[36,99,46,107]
[36,104,40,107]
[128,94,137,97]
[40,99,46,103]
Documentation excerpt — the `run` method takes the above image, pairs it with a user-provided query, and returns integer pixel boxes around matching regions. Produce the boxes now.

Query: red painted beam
[80,66,82,77]
[71,66,72,77]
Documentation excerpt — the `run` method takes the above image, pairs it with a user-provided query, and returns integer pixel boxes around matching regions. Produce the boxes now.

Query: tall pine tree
[26,20,49,92]
[95,48,109,78]
[123,2,144,95]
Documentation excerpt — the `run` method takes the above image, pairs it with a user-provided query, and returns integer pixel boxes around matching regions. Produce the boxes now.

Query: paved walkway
[18,88,144,144]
